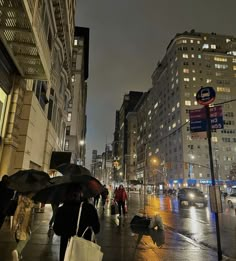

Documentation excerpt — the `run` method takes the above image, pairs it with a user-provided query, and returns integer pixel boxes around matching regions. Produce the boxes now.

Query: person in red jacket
[114,184,127,217]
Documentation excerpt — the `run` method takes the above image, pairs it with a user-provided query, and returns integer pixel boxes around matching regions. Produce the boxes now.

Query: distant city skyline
[76,0,236,166]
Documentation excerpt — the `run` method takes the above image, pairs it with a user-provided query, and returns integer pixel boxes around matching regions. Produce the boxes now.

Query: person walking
[53,185,100,261]
[93,193,100,207]
[114,184,128,217]
[0,175,14,229]
[11,193,35,261]
[101,185,109,210]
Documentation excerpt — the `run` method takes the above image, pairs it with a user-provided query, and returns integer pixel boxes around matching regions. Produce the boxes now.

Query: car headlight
[189,193,195,198]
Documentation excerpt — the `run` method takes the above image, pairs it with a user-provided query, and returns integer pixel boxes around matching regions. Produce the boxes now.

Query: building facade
[0,0,76,175]
[65,27,89,166]
[147,30,236,191]
[113,91,143,186]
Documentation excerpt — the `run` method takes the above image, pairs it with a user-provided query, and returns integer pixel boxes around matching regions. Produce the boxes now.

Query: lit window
[160,124,164,129]
[72,75,75,82]
[214,57,227,62]
[185,100,191,106]
[184,78,190,82]
[190,40,194,43]
[183,68,189,73]
[192,69,195,73]
[233,58,236,63]
[206,79,212,83]
[148,133,152,138]
[182,40,187,43]
[193,77,196,81]
[74,39,78,46]
[212,137,218,142]
[198,54,201,59]
[215,64,228,69]
[67,112,72,121]
[155,148,159,153]
[211,44,216,49]
[202,44,209,49]
[177,102,180,108]
[197,40,201,44]
[172,107,175,112]
[217,87,231,93]
[172,123,176,128]
[168,126,171,130]
[154,102,158,109]
[183,54,188,58]
[233,66,236,71]
[194,101,198,105]
[148,110,151,115]
[226,39,231,43]
[191,54,195,58]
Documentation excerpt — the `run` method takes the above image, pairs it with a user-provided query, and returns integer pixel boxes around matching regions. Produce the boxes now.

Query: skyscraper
[142,30,236,191]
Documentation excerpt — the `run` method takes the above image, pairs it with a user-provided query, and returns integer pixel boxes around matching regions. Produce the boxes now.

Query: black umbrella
[55,163,91,176]
[8,169,50,193]
[32,167,103,204]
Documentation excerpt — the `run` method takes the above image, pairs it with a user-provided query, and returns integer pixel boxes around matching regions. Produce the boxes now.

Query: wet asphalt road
[0,192,235,260]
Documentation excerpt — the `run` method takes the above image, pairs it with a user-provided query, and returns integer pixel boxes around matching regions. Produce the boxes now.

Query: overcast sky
[75,0,236,167]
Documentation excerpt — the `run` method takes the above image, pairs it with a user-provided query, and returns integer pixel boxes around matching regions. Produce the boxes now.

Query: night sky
[76,0,236,167]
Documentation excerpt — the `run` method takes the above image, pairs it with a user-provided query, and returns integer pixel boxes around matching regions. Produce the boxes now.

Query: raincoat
[12,195,34,240]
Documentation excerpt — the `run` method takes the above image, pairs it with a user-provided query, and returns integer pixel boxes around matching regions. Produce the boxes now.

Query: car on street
[178,187,208,207]
[225,193,236,208]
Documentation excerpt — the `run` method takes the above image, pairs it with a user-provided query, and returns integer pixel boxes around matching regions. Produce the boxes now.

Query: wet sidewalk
[0,193,220,261]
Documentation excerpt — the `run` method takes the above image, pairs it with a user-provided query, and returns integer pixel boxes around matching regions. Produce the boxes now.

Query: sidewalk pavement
[0,193,221,261]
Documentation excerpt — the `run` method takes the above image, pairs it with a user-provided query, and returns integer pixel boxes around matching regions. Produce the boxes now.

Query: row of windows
[221,129,236,134]
[222,137,236,142]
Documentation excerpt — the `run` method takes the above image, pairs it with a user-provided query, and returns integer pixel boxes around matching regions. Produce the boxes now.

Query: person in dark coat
[53,185,100,261]
[101,185,109,210]
[0,175,14,229]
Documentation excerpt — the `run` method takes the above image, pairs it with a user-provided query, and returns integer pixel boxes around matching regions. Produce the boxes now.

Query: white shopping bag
[64,202,103,261]
[64,228,103,261]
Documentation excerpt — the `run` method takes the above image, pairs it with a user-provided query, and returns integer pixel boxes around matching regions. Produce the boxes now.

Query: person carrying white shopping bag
[53,184,101,261]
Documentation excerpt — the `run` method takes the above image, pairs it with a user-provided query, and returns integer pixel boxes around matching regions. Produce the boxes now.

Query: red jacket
[115,188,127,202]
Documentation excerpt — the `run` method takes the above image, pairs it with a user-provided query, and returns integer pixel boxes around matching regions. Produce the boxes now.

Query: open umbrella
[32,166,103,204]
[55,163,91,176]
[8,169,50,193]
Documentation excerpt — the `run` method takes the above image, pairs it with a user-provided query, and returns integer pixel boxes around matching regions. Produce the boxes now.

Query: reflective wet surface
[0,193,235,260]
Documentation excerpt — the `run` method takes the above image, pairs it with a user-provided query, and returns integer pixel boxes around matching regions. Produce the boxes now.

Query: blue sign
[189,106,224,132]
[196,87,216,105]
[190,119,207,132]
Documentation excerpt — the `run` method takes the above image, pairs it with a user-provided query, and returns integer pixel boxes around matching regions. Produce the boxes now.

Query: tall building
[113,91,143,185]
[65,27,89,166]
[0,0,76,175]
[146,30,236,192]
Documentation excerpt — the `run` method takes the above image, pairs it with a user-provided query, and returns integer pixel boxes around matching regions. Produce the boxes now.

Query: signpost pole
[205,105,222,260]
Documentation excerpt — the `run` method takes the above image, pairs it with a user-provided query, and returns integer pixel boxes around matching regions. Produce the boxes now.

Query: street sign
[196,87,216,105]
[189,106,224,132]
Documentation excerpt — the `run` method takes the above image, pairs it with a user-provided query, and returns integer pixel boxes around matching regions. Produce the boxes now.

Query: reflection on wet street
[130,193,236,259]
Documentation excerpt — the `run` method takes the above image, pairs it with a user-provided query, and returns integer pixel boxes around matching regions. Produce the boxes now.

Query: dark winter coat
[0,180,14,215]
[53,200,100,240]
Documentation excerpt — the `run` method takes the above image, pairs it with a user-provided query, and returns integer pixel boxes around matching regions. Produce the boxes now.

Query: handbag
[64,202,103,261]
[110,200,118,215]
